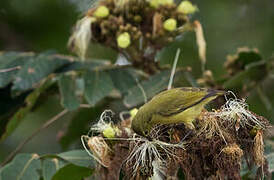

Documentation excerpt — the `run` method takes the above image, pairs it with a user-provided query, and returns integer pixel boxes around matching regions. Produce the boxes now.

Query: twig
[0,66,21,73]
[1,109,69,166]
[79,104,92,108]
[256,86,272,111]
[136,78,147,103]
[168,49,181,90]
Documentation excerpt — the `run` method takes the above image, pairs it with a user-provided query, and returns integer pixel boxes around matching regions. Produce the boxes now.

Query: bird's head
[131,108,152,137]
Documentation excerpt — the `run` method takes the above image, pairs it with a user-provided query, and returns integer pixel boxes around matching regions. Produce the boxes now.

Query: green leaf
[84,70,114,106]
[42,158,66,180]
[60,105,104,149]
[0,52,112,93]
[0,153,41,180]
[58,60,111,73]
[181,71,199,87]
[57,150,95,168]
[223,61,267,92]
[107,68,136,94]
[224,48,264,78]
[58,74,80,111]
[256,86,272,111]
[240,161,257,179]
[86,43,118,63]
[0,52,20,66]
[52,164,93,180]
[0,52,32,87]
[123,70,171,108]
[265,140,274,154]
[230,48,262,68]
[0,79,54,141]
[12,54,70,93]
[0,88,28,140]
[156,40,184,66]
[267,153,274,173]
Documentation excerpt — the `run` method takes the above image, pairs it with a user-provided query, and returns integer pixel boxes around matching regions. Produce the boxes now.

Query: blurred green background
[0,0,273,162]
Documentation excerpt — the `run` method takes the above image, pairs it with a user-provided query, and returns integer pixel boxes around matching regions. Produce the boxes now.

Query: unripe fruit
[117,32,131,48]
[103,125,116,138]
[94,6,109,18]
[163,18,177,32]
[177,1,198,14]
[149,0,173,8]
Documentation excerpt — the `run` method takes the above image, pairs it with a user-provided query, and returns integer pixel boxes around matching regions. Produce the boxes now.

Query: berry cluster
[69,0,198,73]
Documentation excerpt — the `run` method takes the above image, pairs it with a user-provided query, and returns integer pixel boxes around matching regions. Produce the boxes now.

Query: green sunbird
[131,87,225,137]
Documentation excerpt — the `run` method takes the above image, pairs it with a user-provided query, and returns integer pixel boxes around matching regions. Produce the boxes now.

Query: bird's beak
[214,90,226,96]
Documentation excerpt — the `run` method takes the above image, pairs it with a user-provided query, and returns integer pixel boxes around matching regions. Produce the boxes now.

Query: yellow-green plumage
[131,87,225,136]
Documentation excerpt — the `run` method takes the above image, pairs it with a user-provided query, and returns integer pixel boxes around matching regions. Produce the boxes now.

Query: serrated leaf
[0,52,31,67]
[86,43,118,63]
[12,55,70,93]
[84,70,114,106]
[0,153,41,180]
[52,164,93,180]
[42,158,66,180]
[108,68,136,94]
[0,79,54,141]
[0,52,20,66]
[123,70,171,108]
[58,60,111,73]
[58,74,80,111]
[58,150,95,168]
[0,52,33,87]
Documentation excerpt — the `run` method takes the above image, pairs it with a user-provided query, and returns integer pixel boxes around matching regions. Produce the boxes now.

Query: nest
[82,97,271,180]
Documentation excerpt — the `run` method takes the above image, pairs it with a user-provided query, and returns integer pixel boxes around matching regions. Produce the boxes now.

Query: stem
[0,66,21,73]
[256,86,272,111]
[136,78,147,103]
[168,48,181,90]
[1,109,69,166]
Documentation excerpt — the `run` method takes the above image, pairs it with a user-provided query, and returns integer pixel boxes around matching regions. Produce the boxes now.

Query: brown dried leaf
[193,20,206,71]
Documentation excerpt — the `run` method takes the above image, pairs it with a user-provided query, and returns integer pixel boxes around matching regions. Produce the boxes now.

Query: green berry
[163,18,177,32]
[159,0,173,5]
[103,125,116,138]
[149,0,159,8]
[177,1,198,14]
[117,32,131,48]
[94,6,109,18]
[149,0,173,8]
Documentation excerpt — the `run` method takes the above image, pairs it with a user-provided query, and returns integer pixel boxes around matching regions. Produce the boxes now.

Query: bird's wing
[154,88,215,116]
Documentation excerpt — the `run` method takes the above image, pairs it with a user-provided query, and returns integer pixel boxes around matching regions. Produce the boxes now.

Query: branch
[0,66,21,73]
[1,109,69,166]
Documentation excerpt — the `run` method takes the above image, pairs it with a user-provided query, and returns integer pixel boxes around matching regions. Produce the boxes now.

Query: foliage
[0,0,273,179]
[0,150,95,180]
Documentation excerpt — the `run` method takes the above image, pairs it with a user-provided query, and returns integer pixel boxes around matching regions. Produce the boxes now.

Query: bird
[131,87,225,137]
